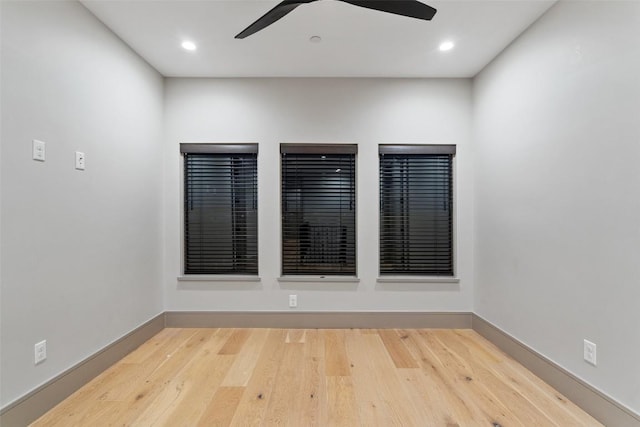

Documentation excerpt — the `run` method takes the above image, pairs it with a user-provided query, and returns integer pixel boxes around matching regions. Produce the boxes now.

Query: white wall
[164,78,474,312]
[474,0,640,413]
[0,1,164,406]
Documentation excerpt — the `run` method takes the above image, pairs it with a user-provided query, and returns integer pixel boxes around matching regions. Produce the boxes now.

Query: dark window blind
[379,145,455,276]
[183,145,258,275]
[281,145,356,275]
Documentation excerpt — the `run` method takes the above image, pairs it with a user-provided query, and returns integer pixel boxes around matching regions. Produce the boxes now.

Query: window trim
[178,274,261,282]
[277,276,360,283]
[375,276,459,284]
[179,143,259,277]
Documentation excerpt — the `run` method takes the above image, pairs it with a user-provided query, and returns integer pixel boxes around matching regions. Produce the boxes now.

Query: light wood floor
[32,328,602,426]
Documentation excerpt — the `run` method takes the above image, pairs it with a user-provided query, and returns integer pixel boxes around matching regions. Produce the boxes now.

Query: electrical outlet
[583,339,597,366]
[35,340,47,365]
[289,294,297,308]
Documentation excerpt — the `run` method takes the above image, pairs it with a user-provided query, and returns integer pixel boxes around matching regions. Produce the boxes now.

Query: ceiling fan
[235,0,437,39]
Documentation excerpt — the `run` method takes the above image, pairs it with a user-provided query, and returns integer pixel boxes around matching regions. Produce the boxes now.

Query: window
[181,144,258,275]
[281,144,357,276]
[379,144,455,276]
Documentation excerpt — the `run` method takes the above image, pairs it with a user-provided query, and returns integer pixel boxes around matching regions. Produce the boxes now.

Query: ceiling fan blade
[235,0,317,39]
[339,0,436,21]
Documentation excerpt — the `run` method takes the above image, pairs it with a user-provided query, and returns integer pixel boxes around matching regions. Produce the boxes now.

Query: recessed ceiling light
[309,36,322,44]
[181,40,197,51]
[439,41,455,52]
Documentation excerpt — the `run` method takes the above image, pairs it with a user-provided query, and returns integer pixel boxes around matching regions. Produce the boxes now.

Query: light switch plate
[33,140,46,161]
[75,151,85,170]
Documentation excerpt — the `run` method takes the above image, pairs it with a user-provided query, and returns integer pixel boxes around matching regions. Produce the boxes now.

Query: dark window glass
[379,147,454,276]
[281,146,356,275]
[183,149,258,274]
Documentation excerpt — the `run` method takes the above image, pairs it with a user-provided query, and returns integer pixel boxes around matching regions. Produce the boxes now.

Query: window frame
[280,143,358,277]
[179,143,259,278]
[378,144,456,278]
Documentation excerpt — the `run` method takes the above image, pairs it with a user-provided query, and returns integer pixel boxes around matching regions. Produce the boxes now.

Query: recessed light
[309,35,322,43]
[181,40,197,51]
[439,41,455,52]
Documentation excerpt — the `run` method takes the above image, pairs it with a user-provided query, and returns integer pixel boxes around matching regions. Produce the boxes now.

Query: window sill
[178,275,261,282]
[278,276,360,283]
[376,276,460,284]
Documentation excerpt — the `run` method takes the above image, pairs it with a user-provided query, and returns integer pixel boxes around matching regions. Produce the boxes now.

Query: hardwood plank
[261,342,305,425]
[345,332,403,426]
[290,329,327,427]
[324,329,350,376]
[221,328,270,387]
[377,329,420,369]
[397,368,458,426]
[354,335,426,426]
[228,329,287,426]
[218,328,251,355]
[327,376,359,427]
[197,386,245,427]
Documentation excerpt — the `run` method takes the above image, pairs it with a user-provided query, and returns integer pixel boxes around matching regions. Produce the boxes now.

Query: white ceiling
[81,0,555,78]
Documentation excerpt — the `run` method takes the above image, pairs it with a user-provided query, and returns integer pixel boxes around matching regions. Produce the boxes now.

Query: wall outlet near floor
[583,339,597,366]
[35,340,47,365]
[289,294,297,308]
